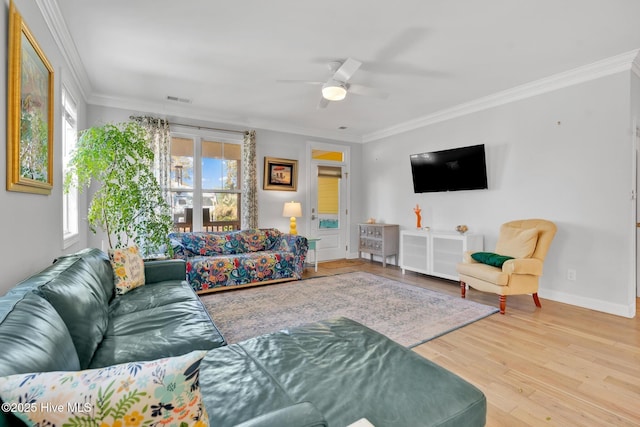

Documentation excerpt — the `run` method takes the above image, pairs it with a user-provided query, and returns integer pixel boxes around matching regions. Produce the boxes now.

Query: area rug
[200,271,498,348]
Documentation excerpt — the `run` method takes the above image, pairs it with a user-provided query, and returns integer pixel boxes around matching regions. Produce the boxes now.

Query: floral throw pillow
[0,350,209,427]
[237,229,268,252]
[109,245,145,295]
[182,233,227,256]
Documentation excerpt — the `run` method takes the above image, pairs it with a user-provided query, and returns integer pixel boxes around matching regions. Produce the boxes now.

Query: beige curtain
[242,130,258,229]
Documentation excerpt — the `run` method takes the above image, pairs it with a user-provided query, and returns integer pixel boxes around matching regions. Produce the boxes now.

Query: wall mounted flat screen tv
[410,144,488,193]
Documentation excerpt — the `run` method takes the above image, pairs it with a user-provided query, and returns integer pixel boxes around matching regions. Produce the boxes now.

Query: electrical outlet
[567,269,577,281]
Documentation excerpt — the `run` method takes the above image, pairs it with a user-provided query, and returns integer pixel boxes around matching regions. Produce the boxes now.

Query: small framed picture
[263,157,298,191]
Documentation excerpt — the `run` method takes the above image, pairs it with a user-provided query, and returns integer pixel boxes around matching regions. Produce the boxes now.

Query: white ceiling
[52,0,640,142]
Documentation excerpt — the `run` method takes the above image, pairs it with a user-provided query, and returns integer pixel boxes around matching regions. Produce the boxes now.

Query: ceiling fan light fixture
[322,80,347,101]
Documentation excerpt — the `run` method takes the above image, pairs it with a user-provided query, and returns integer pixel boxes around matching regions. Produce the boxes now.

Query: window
[62,87,78,247]
[313,153,344,230]
[201,140,241,230]
[169,135,241,232]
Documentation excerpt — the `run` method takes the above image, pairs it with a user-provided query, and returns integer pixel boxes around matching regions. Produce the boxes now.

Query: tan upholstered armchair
[456,219,557,314]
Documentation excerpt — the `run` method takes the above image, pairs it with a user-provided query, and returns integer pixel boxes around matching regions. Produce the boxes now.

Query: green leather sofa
[0,248,486,426]
[0,248,225,426]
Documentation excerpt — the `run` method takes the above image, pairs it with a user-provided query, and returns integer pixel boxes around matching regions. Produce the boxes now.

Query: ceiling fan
[277,58,389,108]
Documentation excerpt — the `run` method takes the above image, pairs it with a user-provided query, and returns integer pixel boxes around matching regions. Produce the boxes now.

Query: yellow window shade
[202,140,241,160]
[318,176,339,214]
[171,137,193,157]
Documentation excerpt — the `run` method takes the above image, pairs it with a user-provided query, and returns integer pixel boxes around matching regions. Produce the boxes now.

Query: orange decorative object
[414,204,422,229]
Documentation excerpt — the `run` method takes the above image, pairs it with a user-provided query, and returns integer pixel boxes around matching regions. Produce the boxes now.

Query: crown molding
[632,51,640,78]
[36,2,638,145]
[247,120,363,143]
[88,93,363,144]
[36,0,92,102]
[363,49,640,143]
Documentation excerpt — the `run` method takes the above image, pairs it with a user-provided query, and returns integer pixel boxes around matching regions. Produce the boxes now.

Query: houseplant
[64,121,173,255]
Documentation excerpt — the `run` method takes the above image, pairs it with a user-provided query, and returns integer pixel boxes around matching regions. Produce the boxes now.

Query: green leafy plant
[64,121,173,255]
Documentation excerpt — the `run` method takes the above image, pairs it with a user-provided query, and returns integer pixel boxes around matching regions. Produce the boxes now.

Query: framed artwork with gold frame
[263,157,298,191]
[7,0,54,195]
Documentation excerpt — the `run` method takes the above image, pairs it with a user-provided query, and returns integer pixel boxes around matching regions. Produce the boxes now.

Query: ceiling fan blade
[348,83,389,99]
[333,58,362,82]
[317,96,329,109]
[276,79,324,85]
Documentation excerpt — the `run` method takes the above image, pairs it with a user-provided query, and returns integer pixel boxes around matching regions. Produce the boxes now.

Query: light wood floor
[303,259,640,427]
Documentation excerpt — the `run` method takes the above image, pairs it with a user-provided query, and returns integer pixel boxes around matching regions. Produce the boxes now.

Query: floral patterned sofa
[169,228,308,294]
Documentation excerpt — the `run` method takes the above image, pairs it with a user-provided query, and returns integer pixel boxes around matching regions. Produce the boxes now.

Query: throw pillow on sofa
[0,350,208,427]
[235,229,269,252]
[109,246,145,295]
[226,229,282,253]
[182,232,229,256]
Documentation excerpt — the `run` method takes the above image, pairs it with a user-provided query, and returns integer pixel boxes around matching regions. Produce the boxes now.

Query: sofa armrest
[233,402,327,427]
[279,234,309,254]
[278,234,308,278]
[144,259,186,284]
[502,258,543,275]
[169,236,191,261]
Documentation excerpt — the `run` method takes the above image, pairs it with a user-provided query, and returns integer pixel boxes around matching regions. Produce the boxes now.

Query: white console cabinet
[400,230,483,280]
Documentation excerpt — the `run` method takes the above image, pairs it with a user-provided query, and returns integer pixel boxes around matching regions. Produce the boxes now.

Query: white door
[307,142,349,261]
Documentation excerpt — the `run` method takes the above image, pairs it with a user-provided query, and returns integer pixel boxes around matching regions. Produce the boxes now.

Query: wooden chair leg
[460,281,466,298]
[499,295,506,314]
[532,293,542,308]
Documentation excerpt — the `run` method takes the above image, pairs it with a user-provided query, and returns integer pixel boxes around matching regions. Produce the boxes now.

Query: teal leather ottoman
[200,317,486,427]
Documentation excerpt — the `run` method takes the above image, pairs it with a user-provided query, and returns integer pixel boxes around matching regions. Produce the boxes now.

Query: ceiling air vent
[166,95,192,104]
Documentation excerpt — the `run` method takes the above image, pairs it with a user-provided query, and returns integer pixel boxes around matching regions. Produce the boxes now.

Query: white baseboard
[539,289,636,318]
[340,255,635,317]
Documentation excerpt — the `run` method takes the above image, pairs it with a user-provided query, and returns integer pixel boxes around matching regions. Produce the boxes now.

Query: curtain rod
[129,115,248,135]
[170,122,249,136]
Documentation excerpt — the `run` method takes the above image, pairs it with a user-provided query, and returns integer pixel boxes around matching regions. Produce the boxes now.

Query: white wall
[86,105,364,254]
[362,72,636,317]
[252,129,363,255]
[0,0,88,295]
